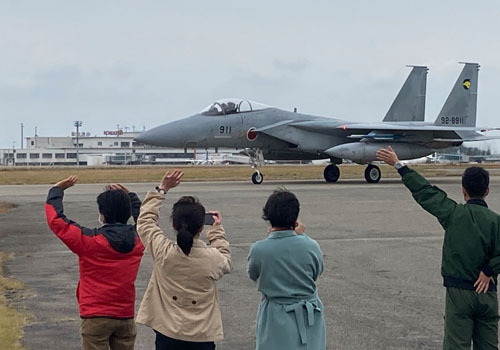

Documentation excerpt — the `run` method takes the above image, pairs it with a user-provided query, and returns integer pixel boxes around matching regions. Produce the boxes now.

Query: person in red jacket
[45,175,145,350]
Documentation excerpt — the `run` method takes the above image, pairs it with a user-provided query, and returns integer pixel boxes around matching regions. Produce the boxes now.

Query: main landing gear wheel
[252,171,264,184]
[323,164,340,183]
[364,164,381,183]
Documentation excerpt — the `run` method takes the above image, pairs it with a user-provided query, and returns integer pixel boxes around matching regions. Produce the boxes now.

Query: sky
[1,0,500,150]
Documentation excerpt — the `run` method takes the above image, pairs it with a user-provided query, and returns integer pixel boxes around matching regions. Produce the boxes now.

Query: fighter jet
[136,63,498,184]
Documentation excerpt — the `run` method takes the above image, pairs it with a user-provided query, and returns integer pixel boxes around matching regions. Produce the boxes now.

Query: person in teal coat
[247,188,326,350]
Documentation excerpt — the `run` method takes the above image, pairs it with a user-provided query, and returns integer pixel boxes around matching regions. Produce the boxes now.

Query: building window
[16,153,27,159]
[55,153,65,159]
[66,153,77,159]
[29,153,40,159]
[42,153,52,159]
[114,142,118,146]
[31,141,34,146]
[97,142,102,146]
[121,142,130,148]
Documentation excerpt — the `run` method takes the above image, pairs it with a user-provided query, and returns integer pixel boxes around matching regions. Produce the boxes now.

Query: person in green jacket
[247,188,326,350]
[377,146,500,350]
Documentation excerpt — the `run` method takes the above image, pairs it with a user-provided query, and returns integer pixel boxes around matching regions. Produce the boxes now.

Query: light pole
[74,121,82,166]
[20,123,24,149]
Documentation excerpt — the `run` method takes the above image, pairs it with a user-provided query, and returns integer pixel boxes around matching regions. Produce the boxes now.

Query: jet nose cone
[134,129,153,144]
[135,114,203,147]
[133,133,147,143]
[134,125,169,146]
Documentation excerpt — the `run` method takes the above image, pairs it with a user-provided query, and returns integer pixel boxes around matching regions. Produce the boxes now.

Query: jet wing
[255,120,295,132]
[254,120,300,146]
[289,120,500,143]
[290,120,494,132]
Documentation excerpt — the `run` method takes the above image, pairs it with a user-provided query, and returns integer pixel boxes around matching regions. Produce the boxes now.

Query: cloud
[273,59,310,73]
[0,0,499,151]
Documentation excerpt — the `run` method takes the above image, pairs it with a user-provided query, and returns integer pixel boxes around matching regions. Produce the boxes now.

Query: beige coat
[136,191,232,342]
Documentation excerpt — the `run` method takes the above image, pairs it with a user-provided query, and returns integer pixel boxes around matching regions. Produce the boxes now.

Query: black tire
[364,165,381,183]
[323,164,340,182]
[251,171,264,184]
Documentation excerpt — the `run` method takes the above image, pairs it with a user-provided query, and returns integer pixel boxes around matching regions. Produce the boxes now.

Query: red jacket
[45,187,144,318]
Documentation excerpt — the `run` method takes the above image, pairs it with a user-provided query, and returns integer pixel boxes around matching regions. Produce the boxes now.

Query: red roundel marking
[247,127,257,141]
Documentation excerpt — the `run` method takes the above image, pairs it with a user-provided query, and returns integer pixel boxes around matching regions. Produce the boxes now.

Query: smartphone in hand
[204,213,215,226]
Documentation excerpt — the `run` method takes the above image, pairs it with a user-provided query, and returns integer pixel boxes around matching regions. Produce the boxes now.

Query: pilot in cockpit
[225,102,237,114]
[207,104,219,115]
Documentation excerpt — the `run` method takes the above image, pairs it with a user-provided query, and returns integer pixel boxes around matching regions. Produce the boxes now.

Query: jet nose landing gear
[246,148,265,184]
[364,164,381,183]
[251,170,264,184]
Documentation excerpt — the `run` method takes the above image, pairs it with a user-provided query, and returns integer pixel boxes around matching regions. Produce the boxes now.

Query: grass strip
[1,164,500,185]
[0,252,26,350]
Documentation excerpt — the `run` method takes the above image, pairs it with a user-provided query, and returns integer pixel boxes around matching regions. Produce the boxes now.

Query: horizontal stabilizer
[433,136,500,142]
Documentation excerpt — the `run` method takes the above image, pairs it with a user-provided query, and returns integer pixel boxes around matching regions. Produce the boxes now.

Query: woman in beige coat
[136,170,232,350]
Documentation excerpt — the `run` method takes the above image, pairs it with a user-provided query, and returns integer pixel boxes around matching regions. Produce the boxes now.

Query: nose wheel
[364,164,381,183]
[323,164,340,182]
[252,171,264,184]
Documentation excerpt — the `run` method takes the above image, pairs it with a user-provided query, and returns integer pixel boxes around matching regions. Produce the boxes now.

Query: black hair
[171,196,205,256]
[262,188,300,229]
[96,189,132,224]
[462,166,489,198]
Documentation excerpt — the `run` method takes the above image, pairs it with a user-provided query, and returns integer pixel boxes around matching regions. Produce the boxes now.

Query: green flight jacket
[401,167,500,289]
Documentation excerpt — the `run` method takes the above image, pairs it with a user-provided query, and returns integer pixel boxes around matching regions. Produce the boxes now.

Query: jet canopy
[200,98,270,116]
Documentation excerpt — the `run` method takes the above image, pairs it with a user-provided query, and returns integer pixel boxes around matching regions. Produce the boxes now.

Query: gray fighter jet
[136,63,498,184]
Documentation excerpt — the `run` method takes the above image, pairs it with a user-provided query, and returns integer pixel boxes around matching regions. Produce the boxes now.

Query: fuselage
[135,106,439,163]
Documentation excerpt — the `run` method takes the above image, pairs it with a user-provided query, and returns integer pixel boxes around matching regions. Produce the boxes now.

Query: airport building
[0,130,243,166]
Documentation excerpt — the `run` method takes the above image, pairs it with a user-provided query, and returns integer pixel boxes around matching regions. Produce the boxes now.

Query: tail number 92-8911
[441,116,465,125]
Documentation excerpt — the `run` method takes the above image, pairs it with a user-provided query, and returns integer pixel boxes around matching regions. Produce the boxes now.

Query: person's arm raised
[377,146,457,228]
[206,211,232,279]
[45,175,92,255]
[137,170,183,260]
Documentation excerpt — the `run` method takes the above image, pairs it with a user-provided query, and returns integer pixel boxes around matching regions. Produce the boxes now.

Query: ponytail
[177,223,194,256]
[171,196,205,256]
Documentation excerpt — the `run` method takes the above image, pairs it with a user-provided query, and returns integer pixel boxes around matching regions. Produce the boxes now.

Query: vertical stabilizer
[434,63,479,127]
[383,66,428,122]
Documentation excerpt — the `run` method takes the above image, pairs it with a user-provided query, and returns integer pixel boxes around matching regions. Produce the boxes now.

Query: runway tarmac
[2,177,500,349]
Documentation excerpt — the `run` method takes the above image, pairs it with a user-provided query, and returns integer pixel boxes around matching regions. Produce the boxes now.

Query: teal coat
[247,230,326,350]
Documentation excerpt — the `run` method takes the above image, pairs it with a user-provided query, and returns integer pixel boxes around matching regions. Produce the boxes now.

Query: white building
[0,130,239,166]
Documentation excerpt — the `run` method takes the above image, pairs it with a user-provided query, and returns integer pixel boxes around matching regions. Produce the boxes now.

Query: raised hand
[294,219,305,235]
[159,170,184,192]
[376,146,400,166]
[207,210,222,226]
[108,183,130,194]
[55,175,78,190]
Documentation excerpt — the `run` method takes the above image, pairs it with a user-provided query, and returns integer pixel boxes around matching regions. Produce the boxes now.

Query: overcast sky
[1,0,499,150]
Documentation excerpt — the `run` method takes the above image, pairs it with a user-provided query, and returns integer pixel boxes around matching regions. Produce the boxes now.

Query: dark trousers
[80,317,136,350]
[154,330,216,350]
[443,287,498,350]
